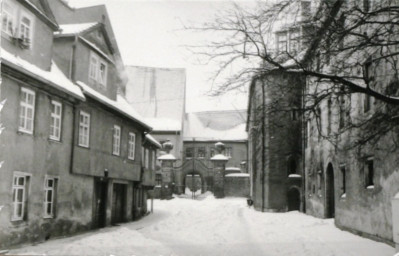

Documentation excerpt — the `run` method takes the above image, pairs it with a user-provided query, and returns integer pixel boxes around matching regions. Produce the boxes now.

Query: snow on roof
[158,154,176,161]
[225,173,250,177]
[78,36,114,64]
[226,167,241,171]
[288,174,302,178]
[145,118,181,132]
[145,134,162,148]
[76,81,152,130]
[183,110,247,141]
[1,48,84,100]
[211,154,229,161]
[55,22,98,36]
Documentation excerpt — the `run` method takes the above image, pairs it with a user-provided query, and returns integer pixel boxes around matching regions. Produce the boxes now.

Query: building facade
[247,72,304,212]
[0,0,159,249]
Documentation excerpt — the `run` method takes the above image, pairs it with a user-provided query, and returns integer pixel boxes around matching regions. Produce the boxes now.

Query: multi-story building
[0,0,160,249]
[246,0,399,247]
[0,0,87,248]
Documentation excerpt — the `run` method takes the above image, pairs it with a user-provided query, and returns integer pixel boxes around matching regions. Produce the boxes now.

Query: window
[291,109,298,121]
[19,14,32,46]
[155,173,162,185]
[128,132,136,160]
[363,0,370,12]
[340,165,346,195]
[2,2,15,35]
[88,52,107,87]
[112,125,121,155]
[50,100,62,141]
[365,157,374,189]
[289,30,300,53]
[43,177,57,218]
[210,147,215,157]
[12,173,30,221]
[327,98,332,135]
[301,1,311,18]
[197,147,206,158]
[78,111,90,147]
[363,94,372,113]
[185,147,194,158]
[19,87,35,134]
[224,147,232,158]
[277,33,287,52]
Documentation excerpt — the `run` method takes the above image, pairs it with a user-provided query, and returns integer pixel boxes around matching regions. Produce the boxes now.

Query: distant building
[124,66,186,164]
[179,110,248,193]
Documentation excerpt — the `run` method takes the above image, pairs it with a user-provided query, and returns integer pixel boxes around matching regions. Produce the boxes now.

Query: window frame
[19,87,35,134]
[1,1,16,36]
[185,147,194,159]
[78,111,90,148]
[11,172,31,221]
[43,176,58,218]
[224,147,232,158]
[277,32,287,53]
[365,157,374,189]
[112,125,121,156]
[88,51,107,88]
[197,147,206,158]
[128,132,136,160]
[19,11,33,47]
[49,100,62,141]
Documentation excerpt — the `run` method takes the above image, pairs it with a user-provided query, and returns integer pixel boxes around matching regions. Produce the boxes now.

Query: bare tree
[190,0,399,149]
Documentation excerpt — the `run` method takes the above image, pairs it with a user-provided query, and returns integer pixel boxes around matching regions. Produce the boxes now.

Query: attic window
[88,52,107,87]
[2,2,15,36]
[96,30,102,39]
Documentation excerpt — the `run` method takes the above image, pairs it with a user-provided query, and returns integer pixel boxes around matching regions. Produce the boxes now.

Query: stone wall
[224,174,250,197]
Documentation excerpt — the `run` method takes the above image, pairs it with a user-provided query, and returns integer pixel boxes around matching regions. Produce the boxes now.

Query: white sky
[67,0,258,112]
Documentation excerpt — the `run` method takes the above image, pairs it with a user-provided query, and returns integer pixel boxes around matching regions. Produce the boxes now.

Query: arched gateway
[174,159,213,194]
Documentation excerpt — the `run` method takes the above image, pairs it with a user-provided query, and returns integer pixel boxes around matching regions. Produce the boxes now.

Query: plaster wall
[0,78,93,249]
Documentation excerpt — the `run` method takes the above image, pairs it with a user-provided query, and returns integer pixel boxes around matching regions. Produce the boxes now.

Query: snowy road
[8,192,395,256]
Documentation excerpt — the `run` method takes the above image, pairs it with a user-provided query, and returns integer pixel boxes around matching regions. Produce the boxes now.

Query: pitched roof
[23,0,58,29]
[1,47,85,100]
[183,110,247,141]
[76,81,152,131]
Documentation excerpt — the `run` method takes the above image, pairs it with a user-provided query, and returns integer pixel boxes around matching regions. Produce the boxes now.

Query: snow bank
[9,193,395,256]
[1,48,85,100]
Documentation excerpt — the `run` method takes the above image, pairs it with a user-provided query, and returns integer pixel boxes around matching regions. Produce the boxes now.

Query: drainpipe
[261,78,266,212]
[69,36,78,174]
[301,75,306,213]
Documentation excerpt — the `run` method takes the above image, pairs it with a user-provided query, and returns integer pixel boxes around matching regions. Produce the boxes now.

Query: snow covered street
[8,192,395,256]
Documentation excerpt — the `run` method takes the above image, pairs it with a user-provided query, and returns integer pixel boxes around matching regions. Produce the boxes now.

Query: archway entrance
[326,163,335,218]
[287,187,300,211]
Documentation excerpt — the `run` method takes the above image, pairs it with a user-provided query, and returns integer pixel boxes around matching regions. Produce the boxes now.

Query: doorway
[111,183,127,224]
[287,187,301,211]
[326,163,335,218]
[94,179,108,228]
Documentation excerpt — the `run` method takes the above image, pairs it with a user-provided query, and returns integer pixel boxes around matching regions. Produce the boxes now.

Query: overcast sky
[67,0,258,112]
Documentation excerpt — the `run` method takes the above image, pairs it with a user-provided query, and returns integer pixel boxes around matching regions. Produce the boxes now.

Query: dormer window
[2,2,16,36]
[20,15,31,46]
[89,52,107,87]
